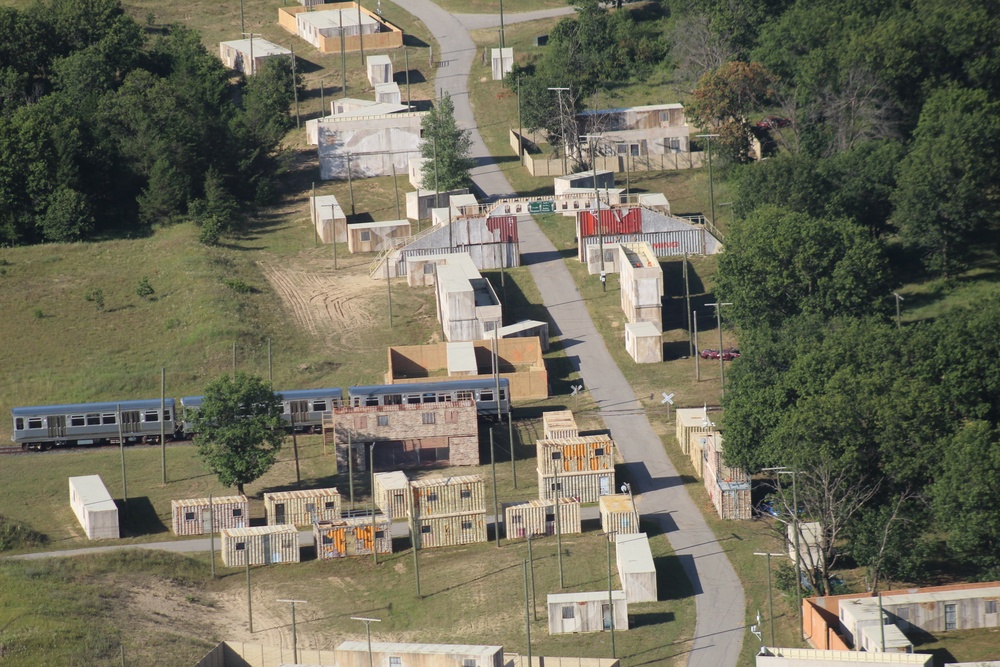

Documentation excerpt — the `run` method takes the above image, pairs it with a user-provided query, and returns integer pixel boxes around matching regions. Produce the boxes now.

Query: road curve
[402,1,747,665]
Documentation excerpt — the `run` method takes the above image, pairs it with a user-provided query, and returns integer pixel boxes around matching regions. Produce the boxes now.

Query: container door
[202,508,213,534]
[262,534,272,564]
[602,604,612,630]
[47,415,66,438]
[599,476,611,496]
[305,502,316,523]
[275,503,286,525]
[945,604,956,631]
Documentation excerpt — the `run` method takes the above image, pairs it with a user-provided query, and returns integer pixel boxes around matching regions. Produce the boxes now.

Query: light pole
[370,443,378,565]
[277,599,307,664]
[351,616,381,667]
[581,134,606,289]
[764,466,802,636]
[499,0,505,48]
[548,87,570,174]
[696,133,720,229]
[705,302,732,396]
[754,552,784,647]
[607,530,617,658]
[892,291,904,329]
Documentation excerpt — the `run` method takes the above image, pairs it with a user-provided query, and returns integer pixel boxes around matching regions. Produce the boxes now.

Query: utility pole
[246,560,253,632]
[160,368,166,484]
[554,463,564,588]
[357,1,365,66]
[347,153,355,214]
[404,48,411,109]
[290,412,301,488]
[499,0,505,48]
[607,531,617,658]
[117,403,127,513]
[523,559,532,666]
[516,75,523,165]
[527,534,537,620]
[370,443,378,565]
[232,341,236,380]
[320,81,325,121]
[351,616,381,667]
[892,292,904,329]
[754,552,784,646]
[312,182,318,245]
[277,599,307,664]
[694,310,701,381]
[209,493,215,578]
[340,12,346,98]
[391,162,401,219]
[765,467,803,636]
[328,203,338,269]
[385,254,393,328]
[490,427,499,546]
[239,0,245,35]
[582,134,605,290]
[267,337,272,386]
[548,87,570,174]
[409,512,422,597]
[290,43,300,129]
[684,254,693,357]
[696,134,720,229]
[705,302,732,396]
[348,430,354,506]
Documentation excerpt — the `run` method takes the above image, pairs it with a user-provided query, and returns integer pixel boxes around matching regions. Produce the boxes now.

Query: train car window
[422,393,435,403]
[456,391,473,401]
[70,415,85,427]
[14,418,24,430]
[312,400,327,412]
[499,389,507,400]
[405,394,420,405]
[27,417,43,429]
[163,410,171,421]
[438,392,451,402]
[480,390,494,402]
[386,394,402,405]
[87,414,100,425]
[102,413,116,425]
[365,397,379,407]
[143,410,159,422]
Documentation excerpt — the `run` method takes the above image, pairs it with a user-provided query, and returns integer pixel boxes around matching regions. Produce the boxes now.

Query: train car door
[121,410,141,435]
[47,415,66,439]
[274,503,286,524]
[288,400,308,427]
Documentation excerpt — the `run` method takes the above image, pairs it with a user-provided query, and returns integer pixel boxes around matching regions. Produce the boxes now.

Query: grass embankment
[433,0,567,14]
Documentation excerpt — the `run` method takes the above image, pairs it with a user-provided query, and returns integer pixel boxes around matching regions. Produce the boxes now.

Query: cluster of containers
[373,471,488,549]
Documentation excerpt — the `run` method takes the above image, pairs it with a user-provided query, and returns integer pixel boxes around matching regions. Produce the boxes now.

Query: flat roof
[625,321,663,337]
[675,407,709,426]
[336,641,502,657]
[334,101,410,117]
[69,475,116,510]
[555,169,613,182]
[616,532,655,574]
[374,471,409,490]
[500,319,546,336]
[505,498,579,509]
[367,54,391,66]
[221,524,297,537]
[491,47,513,58]
[316,514,389,528]
[171,496,247,508]
[349,378,507,396]
[437,263,475,294]
[621,242,658,267]
[313,194,345,219]
[375,81,400,94]
[410,474,483,488]
[599,494,636,514]
[264,488,339,501]
[446,340,479,376]
[548,590,626,604]
[760,648,930,664]
[220,38,291,57]
[14,398,175,416]
[298,8,379,30]
[349,219,409,230]
[537,434,613,447]
[577,102,684,117]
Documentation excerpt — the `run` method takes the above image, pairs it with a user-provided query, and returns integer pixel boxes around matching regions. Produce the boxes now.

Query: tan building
[504,498,582,539]
[218,38,291,76]
[410,475,488,549]
[435,259,502,342]
[697,431,751,520]
[310,193,346,243]
[373,470,411,519]
[335,641,503,667]
[171,495,248,536]
[220,525,299,566]
[314,515,392,558]
[625,321,663,364]
[537,435,616,502]
[675,407,710,454]
[347,219,411,254]
[599,493,639,539]
[547,591,628,635]
[263,488,341,526]
[366,54,393,85]
[542,410,578,439]
[618,243,663,326]
[576,103,690,155]
[324,399,480,471]
[69,475,118,540]
[318,112,427,179]
[278,3,403,54]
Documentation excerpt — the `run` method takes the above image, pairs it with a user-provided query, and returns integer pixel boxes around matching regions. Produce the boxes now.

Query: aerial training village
[2,0,1000,666]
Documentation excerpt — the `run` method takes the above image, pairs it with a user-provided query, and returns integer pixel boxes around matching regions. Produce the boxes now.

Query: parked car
[700,349,720,360]
[701,348,740,361]
[756,115,791,129]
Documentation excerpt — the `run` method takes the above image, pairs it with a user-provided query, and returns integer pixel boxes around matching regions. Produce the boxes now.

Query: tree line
[0,0,297,246]
[688,0,1000,588]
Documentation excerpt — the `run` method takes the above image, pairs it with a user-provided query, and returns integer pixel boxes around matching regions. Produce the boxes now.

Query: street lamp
[351,616,382,667]
[753,551,785,647]
[607,530,617,658]
[696,133,720,229]
[277,599,308,664]
[892,291,904,329]
[581,134,606,290]
[705,302,732,396]
[548,87,570,174]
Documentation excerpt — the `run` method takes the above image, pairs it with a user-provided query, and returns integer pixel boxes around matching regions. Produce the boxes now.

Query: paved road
[404,2,747,665]
[9,508,601,561]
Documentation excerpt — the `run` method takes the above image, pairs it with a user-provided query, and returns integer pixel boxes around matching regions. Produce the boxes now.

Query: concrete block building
[346,219,410,253]
[323,399,480,472]
[576,103,690,155]
[615,532,657,603]
[318,112,427,179]
[279,3,403,54]
[219,38,291,76]
[548,591,628,635]
[625,321,663,364]
[366,54,392,85]
[309,193,347,243]
[618,243,663,326]
[435,259,502,342]
[68,475,119,540]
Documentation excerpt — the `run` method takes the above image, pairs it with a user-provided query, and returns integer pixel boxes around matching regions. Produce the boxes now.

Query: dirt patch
[259,253,377,337]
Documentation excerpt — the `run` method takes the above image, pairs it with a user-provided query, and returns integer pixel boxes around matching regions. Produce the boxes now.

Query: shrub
[85,288,105,311]
[136,276,155,300]
[222,278,257,294]
[0,516,47,551]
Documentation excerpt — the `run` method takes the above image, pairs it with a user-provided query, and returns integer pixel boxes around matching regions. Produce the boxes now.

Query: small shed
[375,81,401,105]
[788,521,824,571]
[314,515,392,558]
[538,469,615,503]
[263,488,341,526]
[490,47,513,81]
[366,54,393,86]
[405,188,470,221]
[408,156,426,188]
[547,590,628,635]
[373,470,410,519]
[615,532,657,603]
[600,494,639,539]
[219,38,291,76]
[505,498,582,539]
[675,407,709,454]
[221,524,300,566]
[311,193,347,243]
[553,170,614,196]
[171,495,248,536]
[68,475,119,540]
[541,410,578,440]
[347,219,411,254]
[625,321,663,364]
[413,512,488,549]
[410,475,485,517]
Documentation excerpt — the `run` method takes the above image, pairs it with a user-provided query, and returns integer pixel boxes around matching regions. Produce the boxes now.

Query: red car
[701,348,740,361]
[756,116,790,129]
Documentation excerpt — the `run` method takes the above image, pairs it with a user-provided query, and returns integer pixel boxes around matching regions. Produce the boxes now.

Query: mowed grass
[433,0,568,14]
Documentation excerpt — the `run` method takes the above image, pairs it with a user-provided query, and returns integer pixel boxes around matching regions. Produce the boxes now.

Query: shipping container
[366,54,392,86]
[689,432,708,479]
[547,591,628,635]
[68,475,119,540]
[536,435,615,475]
[504,498,582,539]
[221,525,300,566]
[599,494,639,539]
[413,512,487,549]
[542,410,578,440]
[410,475,485,517]
[615,532,657,603]
[714,481,752,520]
[674,408,709,454]
[373,471,411,520]
[537,467,615,504]
[263,488,341,526]
[171,495,249,536]
[314,515,392,558]
[334,641,504,667]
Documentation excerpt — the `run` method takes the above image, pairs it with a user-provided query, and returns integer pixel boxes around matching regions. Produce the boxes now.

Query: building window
[511,515,522,524]
[562,606,575,619]
[462,660,477,667]
[551,451,562,460]
[483,320,496,332]
[420,525,431,534]
[325,501,336,509]
[423,263,435,274]
[460,490,471,499]
[422,412,436,425]
[545,513,555,523]
[445,410,457,424]
[389,658,402,667]
[360,231,372,242]
[594,447,605,456]
[377,415,389,426]
[375,530,385,539]
[185,512,195,521]
[322,534,333,545]
[550,482,562,491]
[235,542,246,551]
[427,493,438,502]
[987,599,998,614]
[306,503,316,513]
[461,521,473,530]
[232,508,243,517]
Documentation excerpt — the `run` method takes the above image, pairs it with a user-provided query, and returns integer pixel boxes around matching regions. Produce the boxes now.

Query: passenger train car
[347,378,510,417]
[12,399,177,450]
[179,388,343,436]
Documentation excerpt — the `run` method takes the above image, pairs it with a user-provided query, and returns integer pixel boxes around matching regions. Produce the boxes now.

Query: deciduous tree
[420,93,474,192]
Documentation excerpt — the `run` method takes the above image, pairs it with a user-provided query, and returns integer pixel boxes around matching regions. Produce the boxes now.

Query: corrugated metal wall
[504,499,582,539]
[536,436,615,475]
[171,497,249,536]
[410,477,485,516]
[315,517,393,558]
[537,468,615,503]
[221,526,300,566]
[583,230,707,260]
[264,489,341,526]
[413,512,487,548]
[542,410,579,440]
[397,242,519,275]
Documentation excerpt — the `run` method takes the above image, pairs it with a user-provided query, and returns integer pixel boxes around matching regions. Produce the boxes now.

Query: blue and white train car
[180,388,343,436]
[11,399,177,450]
[347,378,510,416]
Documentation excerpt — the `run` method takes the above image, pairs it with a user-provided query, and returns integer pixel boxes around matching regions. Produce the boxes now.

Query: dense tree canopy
[0,0,295,246]
[420,93,474,192]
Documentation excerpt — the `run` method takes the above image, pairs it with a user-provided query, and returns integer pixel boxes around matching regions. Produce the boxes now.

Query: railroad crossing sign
[570,384,584,396]
[661,392,674,405]
[528,200,556,214]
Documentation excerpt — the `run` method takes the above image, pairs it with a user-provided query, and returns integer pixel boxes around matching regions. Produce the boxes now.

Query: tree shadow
[403,35,429,48]
[396,69,426,85]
